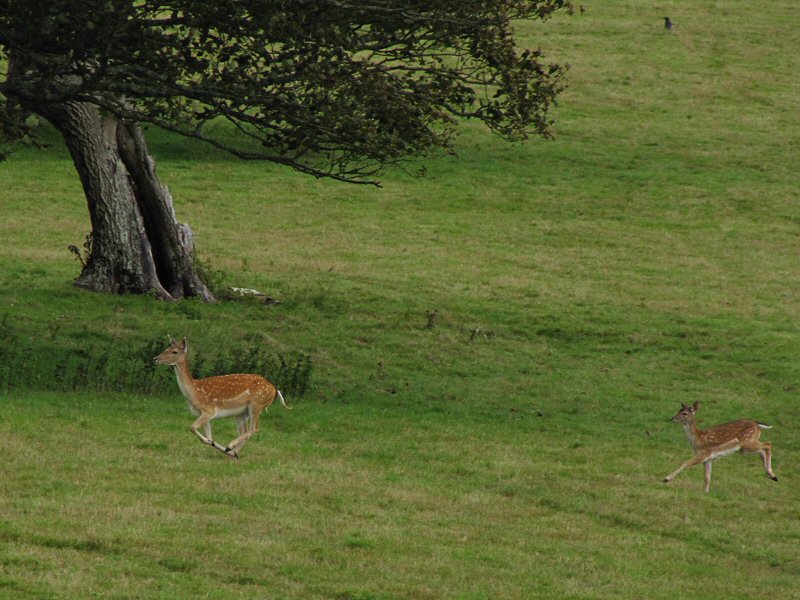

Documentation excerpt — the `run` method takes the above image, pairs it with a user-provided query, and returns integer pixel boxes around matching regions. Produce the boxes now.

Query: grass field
[2,1,799,598]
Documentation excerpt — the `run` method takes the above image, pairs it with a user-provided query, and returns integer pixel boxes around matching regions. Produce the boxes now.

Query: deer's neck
[173,360,201,411]
[682,420,703,451]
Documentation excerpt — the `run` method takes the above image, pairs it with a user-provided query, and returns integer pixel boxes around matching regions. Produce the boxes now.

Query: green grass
[1,1,800,598]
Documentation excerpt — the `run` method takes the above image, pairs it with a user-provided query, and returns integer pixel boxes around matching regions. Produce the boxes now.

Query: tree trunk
[35,101,214,301]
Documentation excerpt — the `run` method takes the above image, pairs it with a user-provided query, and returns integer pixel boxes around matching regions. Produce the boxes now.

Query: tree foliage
[1,0,571,183]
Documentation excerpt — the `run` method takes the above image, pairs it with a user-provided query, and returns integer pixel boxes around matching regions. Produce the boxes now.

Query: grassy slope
[1,1,799,598]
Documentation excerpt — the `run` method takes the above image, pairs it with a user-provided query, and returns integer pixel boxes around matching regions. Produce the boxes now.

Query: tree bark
[35,101,214,301]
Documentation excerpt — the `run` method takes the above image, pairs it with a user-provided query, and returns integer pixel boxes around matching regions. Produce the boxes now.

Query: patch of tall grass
[0,313,312,399]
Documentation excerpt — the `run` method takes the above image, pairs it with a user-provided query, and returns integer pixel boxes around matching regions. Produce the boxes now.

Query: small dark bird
[664,16,673,30]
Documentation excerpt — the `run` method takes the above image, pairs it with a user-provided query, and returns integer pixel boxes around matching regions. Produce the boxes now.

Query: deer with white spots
[154,336,290,458]
[662,401,778,492]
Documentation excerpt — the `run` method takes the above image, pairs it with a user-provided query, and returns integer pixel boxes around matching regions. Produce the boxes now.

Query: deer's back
[195,373,276,406]
[699,419,761,448]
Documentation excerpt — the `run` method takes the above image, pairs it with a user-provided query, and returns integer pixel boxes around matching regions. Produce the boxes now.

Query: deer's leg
[663,454,706,484]
[191,413,237,458]
[703,460,712,493]
[741,440,778,482]
[757,442,778,482]
[230,413,250,456]
[760,448,778,481]
[226,405,263,455]
[762,443,778,481]
[235,413,248,436]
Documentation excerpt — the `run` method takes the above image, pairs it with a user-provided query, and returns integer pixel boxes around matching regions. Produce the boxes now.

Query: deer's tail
[757,422,772,430]
[277,390,292,410]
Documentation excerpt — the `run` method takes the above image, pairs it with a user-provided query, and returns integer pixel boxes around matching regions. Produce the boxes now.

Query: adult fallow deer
[662,401,777,492]
[154,336,290,458]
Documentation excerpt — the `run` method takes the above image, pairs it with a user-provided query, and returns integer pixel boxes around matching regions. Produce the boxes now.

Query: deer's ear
[691,401,700,412]
[181,337,188,352]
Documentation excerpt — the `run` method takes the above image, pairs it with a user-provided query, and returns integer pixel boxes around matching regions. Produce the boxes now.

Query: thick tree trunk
[35,101,214,301]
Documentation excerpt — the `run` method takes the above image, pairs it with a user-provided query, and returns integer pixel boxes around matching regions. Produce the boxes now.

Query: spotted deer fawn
[663,401,777,492]
[154,336,290,458]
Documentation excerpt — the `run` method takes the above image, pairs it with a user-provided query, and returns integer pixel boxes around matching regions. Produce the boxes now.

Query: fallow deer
[154,336,290,458]
[662,401,777,492]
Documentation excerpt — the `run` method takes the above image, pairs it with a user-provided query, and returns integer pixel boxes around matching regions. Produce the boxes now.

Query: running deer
[662,401,778,492]
[154,336,290,458]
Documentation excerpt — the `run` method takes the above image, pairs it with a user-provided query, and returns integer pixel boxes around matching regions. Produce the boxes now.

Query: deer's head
[671,401,700,424]
[154,336,188,366]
